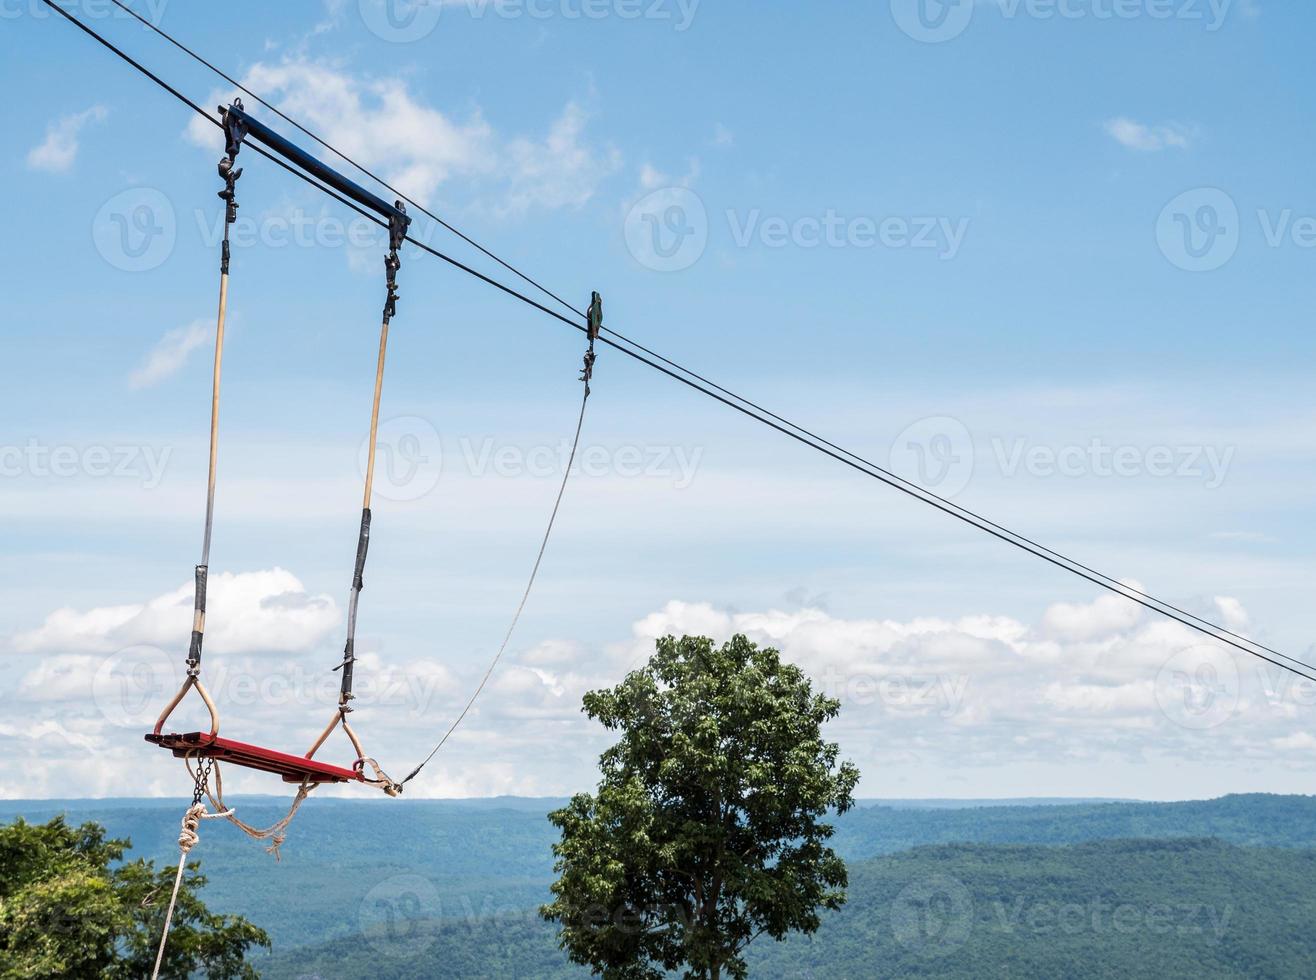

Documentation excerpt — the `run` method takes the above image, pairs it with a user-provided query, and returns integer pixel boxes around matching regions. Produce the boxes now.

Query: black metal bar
[221,105,410,227]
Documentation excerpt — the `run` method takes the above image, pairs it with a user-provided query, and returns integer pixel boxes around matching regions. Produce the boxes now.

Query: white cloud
[12,568,338,656]
[1041,589,1143,642]
[129,320,212,389]
[7,585,1312,798]
[27,105,108,173]
[188,61,617,215]
[500,103,622,215]
[712,123,735,148]
[1104,117,1194,152]
[637,157,700,191]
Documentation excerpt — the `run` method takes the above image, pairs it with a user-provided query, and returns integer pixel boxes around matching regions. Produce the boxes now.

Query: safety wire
[403,299,601,785]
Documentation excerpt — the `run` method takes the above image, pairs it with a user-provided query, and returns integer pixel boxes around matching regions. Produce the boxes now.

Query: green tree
[0,815,269,979]
[543,633,860,980]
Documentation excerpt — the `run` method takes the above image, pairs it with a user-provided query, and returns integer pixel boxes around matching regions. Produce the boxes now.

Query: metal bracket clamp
[581,291,603,390]
[383,202,410,321]
[217,100,249,272]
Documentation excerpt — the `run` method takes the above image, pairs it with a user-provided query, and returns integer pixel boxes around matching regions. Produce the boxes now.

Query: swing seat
[145,732,365,784]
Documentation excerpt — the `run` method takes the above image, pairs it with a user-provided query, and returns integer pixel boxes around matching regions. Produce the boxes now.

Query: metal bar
[223,105,408,225]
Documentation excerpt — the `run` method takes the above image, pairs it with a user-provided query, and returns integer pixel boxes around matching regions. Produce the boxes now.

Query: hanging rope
[150,761,233,980]
[402,297,602,787]
[184,755,315,859]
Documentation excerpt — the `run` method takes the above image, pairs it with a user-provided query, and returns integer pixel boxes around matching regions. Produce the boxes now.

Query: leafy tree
[0,815,269,979]
[542,633,860,980]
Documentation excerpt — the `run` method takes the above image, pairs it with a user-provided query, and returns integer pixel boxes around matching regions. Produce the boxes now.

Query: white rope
[186,756,315,859]
[150,801,232,980]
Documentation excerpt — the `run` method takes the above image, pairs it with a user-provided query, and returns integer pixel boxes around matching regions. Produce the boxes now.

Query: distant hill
[259,838,1316,979]
[5,794,1315,959]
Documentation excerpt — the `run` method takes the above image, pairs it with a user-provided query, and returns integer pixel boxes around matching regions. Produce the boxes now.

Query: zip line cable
[85,4,1314,676]
[104,0,586,323]
[600,329,1316,676]
[38,0,1316,686]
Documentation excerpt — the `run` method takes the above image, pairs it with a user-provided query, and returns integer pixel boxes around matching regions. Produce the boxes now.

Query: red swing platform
[145,732,365,785]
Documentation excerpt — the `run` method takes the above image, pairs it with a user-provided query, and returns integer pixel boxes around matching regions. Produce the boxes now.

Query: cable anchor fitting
[581,291,603,393]
[383,201,410,321]
[217,100,249,273]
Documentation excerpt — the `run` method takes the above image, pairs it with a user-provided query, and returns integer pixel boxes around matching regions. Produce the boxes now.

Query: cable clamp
[581,291,603,391]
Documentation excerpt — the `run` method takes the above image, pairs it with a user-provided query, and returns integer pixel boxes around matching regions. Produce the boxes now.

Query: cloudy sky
[2,0,1314,802]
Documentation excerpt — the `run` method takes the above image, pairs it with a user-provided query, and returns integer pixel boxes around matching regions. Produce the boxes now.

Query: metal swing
[145,101,411,795]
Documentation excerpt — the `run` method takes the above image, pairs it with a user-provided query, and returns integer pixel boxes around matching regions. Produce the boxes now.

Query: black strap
[188,564,208,668]
[335,507,372,700]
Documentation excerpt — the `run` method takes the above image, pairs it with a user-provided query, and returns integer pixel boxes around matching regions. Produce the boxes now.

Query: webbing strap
[336,208,404,703]
[188,110,244,670]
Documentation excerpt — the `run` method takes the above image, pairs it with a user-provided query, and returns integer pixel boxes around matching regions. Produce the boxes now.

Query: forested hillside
[259,838,1316,979]
[4,794,1314,966]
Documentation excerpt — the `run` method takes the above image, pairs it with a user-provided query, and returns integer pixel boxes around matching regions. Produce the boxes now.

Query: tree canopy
[543,633,860,980]
[0,815,269,979]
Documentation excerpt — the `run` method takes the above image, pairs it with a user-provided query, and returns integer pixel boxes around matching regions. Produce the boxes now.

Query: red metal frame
[145,732,364,784]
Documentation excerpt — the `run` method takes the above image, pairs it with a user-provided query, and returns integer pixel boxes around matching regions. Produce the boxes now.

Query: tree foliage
[542,633,860,980]
[0,815,269,979]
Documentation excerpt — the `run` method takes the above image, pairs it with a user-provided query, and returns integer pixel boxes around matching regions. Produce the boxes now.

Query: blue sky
[2,0,1314,802]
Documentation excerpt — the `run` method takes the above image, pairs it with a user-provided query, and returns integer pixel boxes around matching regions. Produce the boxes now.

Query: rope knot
[178,802,206,853]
